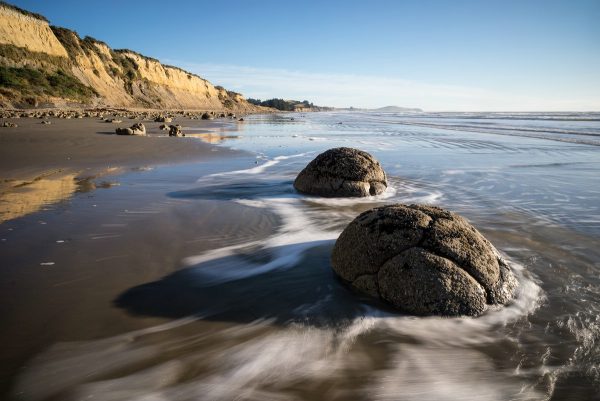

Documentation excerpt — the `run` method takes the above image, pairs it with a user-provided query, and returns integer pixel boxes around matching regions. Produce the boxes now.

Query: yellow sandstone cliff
[0,6,67,57]
[0,2,260,111]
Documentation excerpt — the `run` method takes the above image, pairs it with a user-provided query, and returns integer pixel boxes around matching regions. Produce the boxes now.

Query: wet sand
[0,116,242,223]
[0,116,279,398]
[0,116,245,180]
[0,196,280,399]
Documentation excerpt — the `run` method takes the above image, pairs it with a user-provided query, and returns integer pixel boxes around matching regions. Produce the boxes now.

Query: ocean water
[2,112,600,400]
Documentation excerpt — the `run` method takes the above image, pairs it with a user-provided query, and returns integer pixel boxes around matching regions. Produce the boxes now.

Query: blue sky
[12,0,600,110]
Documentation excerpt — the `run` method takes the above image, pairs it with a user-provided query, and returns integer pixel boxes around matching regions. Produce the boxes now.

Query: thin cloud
[165,61,600,111]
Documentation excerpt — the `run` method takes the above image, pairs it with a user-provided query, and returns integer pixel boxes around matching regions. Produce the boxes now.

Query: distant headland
[337,106,423,113]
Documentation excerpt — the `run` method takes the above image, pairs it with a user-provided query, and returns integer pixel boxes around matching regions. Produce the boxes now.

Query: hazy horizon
[9,0,600,111]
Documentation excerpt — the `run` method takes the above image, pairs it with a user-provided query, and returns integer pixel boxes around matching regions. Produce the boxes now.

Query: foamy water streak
[203,152,314,178]
[185,153,404,284]
[13,263,543,401]
[182,153,546,400]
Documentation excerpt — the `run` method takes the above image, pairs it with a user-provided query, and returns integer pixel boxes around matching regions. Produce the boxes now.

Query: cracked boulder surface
[331,204,518,316]
[294,147,387,197]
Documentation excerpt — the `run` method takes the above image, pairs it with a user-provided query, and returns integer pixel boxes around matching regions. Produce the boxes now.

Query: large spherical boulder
[331,204,517,316]
[294,147,387,197]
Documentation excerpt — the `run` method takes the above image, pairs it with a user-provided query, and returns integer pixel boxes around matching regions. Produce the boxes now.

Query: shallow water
[1,112,599,400]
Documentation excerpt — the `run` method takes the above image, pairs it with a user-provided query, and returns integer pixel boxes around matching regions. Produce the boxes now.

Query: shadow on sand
[168,179,297,201]
[115,241,395,327]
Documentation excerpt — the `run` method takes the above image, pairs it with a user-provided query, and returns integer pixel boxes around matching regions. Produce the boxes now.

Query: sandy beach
[0,114,246,223]
[0,114,245,182]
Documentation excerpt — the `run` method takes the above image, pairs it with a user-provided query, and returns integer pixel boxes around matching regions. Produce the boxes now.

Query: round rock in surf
[294,147,387,197]
[331,204,518,316]
[115,122,146,136]
[168,124,184,137]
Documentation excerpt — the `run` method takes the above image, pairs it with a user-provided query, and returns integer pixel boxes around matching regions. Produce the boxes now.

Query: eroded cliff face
[0,4,260,111]
[0,7,67,57]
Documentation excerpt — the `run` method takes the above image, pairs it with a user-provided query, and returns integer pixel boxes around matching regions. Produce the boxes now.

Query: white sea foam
[185,151,446,285]
[182,196,338,285]
[202,152,312,178]
[175,152,546,400]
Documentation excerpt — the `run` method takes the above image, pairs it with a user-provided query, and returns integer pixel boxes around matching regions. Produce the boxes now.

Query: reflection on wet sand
[0,173,78,223]
[0,170,121,224]
[184,133,241,144]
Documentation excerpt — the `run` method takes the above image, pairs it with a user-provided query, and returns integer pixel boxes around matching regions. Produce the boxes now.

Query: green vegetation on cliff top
[0,1,48,22]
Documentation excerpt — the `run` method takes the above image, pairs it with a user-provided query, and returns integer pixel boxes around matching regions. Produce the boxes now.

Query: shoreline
[0,106,277,118]
[0,113,253,223]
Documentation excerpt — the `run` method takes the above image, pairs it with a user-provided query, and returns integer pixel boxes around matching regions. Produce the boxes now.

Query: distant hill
[371,106,423,113]
[0,1,263,110]
[247,98,332,112]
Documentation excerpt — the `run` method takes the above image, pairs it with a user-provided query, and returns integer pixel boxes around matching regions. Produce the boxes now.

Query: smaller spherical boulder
[294,147,387,197]
[115,122,146,136]
[168,124,184,137]
[130,122,146,136]
[115,127,133,135]
[331,204,518,316]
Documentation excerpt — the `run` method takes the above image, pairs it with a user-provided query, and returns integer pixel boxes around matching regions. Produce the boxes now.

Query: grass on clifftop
[0,1,48,22]
[50,26,83,59]
[0,66,97,101]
